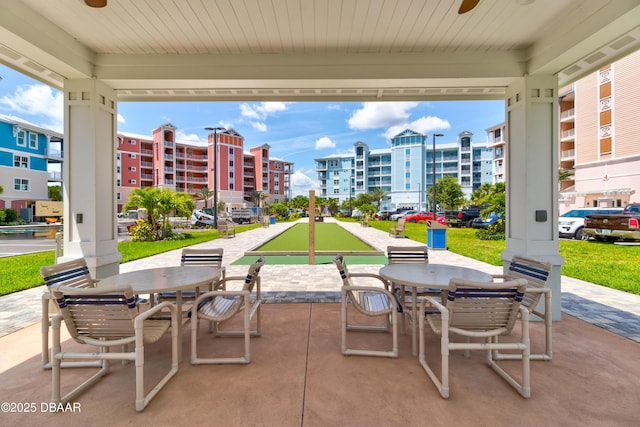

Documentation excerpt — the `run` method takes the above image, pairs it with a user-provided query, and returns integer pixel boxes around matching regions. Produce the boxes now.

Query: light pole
[205,126,225,228]
[432,133,444,215]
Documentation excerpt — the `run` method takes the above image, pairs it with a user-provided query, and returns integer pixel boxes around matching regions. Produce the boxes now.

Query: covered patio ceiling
[1,0,639,102]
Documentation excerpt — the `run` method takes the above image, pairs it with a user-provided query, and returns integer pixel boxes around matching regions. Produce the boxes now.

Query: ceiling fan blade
[85,0,107,7]
[458,0,480,14]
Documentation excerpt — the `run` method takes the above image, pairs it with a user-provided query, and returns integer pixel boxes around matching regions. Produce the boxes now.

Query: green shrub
[4,208,17,223]
[0,210,5,223]
[128,219,158,241]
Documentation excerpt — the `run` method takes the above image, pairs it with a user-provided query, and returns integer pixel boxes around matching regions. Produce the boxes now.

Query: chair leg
[418,314,449,398]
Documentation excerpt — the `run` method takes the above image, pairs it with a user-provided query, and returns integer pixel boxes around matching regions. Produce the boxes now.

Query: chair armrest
[348,273,391,290]
[491,274,507,281]
[137,301,177,321]
[419,295,447,315]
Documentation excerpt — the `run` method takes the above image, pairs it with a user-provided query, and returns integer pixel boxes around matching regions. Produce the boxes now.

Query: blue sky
[0,64,505,196]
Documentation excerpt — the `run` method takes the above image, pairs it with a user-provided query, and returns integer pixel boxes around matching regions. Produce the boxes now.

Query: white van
[558,207,623,240]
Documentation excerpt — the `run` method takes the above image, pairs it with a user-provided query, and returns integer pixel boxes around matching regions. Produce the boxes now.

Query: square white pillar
[503,74,564,320]
[59,79,121,278]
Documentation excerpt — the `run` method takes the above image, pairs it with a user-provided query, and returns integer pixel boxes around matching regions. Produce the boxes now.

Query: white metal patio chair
[386,245,439,333]
[419,278,531,399]
[40,258,100,370]
[333,254,400,358]
[492,255,553,360]
[191,256,265,365]
[156,248,226,315]
[50,284,179,412]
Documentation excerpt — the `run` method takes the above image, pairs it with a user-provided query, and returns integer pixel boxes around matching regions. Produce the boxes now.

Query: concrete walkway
[1,218,639,343]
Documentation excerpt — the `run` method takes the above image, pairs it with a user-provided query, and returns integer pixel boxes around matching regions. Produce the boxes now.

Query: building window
[229,147,234,155]
[17,130,26,147]
[128,153,137,159]
[129,139,137,145]
[129,179,137,184]
[229,183,234,190]
[29,133,38,149]
[117,179,121,186]
[333,188,340,194]
[229,160,234,166]
[229,171,234,178]
[117,166,121,173]
[14,178,29,191]
[117,192,121,200]
[129,166,136,171]
[14,155,28,168]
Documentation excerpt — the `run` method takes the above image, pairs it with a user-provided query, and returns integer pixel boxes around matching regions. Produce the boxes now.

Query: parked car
[404,211,447,225]
[558,207,623,240]
[444,207,482,227]
[374,210,392,220]
[471,212,503,228]
[390,210,416,221]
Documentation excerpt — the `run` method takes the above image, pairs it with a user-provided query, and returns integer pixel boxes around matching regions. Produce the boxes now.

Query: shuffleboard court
[234,222,386,265]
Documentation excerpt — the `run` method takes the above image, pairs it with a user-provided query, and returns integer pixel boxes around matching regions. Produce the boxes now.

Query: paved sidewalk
[1,218,639,343]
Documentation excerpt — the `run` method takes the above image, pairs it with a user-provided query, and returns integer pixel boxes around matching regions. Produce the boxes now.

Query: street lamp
[204,126,225,228]
[432,133,444,216]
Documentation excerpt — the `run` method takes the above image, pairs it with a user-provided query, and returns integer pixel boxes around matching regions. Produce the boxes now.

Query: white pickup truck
[190,208,216,226]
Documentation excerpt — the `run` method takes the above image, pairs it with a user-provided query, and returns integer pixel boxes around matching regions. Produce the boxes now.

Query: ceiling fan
[458,0,481,14]
[85,0,107,7]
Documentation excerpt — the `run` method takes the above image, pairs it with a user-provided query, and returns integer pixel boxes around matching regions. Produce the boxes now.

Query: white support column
[503,75,564,320]
[59,79,121,278]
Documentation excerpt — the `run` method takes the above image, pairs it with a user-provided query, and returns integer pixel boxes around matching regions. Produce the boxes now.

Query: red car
[403,211,447,225]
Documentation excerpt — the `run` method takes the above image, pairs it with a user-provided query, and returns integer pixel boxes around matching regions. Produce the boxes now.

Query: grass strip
[233,254,388,265]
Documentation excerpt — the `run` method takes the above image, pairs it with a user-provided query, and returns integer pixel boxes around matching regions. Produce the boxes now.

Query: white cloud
[176,130,205,145]
[250,121,268,132]
[0,84,63,132]
[384,116,451,139]
[327,104,342,110]
[240,102,287,121]
[117,113,126,124]
[315,136,336,150]
[347,102,419,130]
[290,169,317,197]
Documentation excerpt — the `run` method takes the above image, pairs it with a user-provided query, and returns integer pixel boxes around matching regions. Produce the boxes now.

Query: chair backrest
[333,254,352,287]
[181,248,223,268]
[51,284,137,345]
[40,258,96,290]
[445,278,528,334]
[387,245,428,264]
[242,256,265,292]
[396,218,406,229]
[505,256,552,311]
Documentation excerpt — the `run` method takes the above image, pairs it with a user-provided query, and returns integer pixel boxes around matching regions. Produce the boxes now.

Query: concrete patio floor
[1,302,639,427]
[1,218,639,426]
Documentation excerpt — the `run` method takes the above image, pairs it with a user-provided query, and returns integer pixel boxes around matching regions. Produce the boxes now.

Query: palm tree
[369,187,387,210]
[249,191,268,210]
[198,186,213,208]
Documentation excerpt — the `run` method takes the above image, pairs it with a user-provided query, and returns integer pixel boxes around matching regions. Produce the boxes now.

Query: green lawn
[363,218,640,295]
[256,223,375,252]
[0,224,262,296]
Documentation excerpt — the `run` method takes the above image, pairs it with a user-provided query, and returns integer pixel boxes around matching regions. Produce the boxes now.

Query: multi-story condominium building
[0,113,62,212]
[558,50,640,213]
[116,124,292,212]
[485,123,507,184]
[315,129,493,211]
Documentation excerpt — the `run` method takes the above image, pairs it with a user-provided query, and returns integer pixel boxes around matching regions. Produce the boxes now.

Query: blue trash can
[427,221,447,249]
[269,216,276,225]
